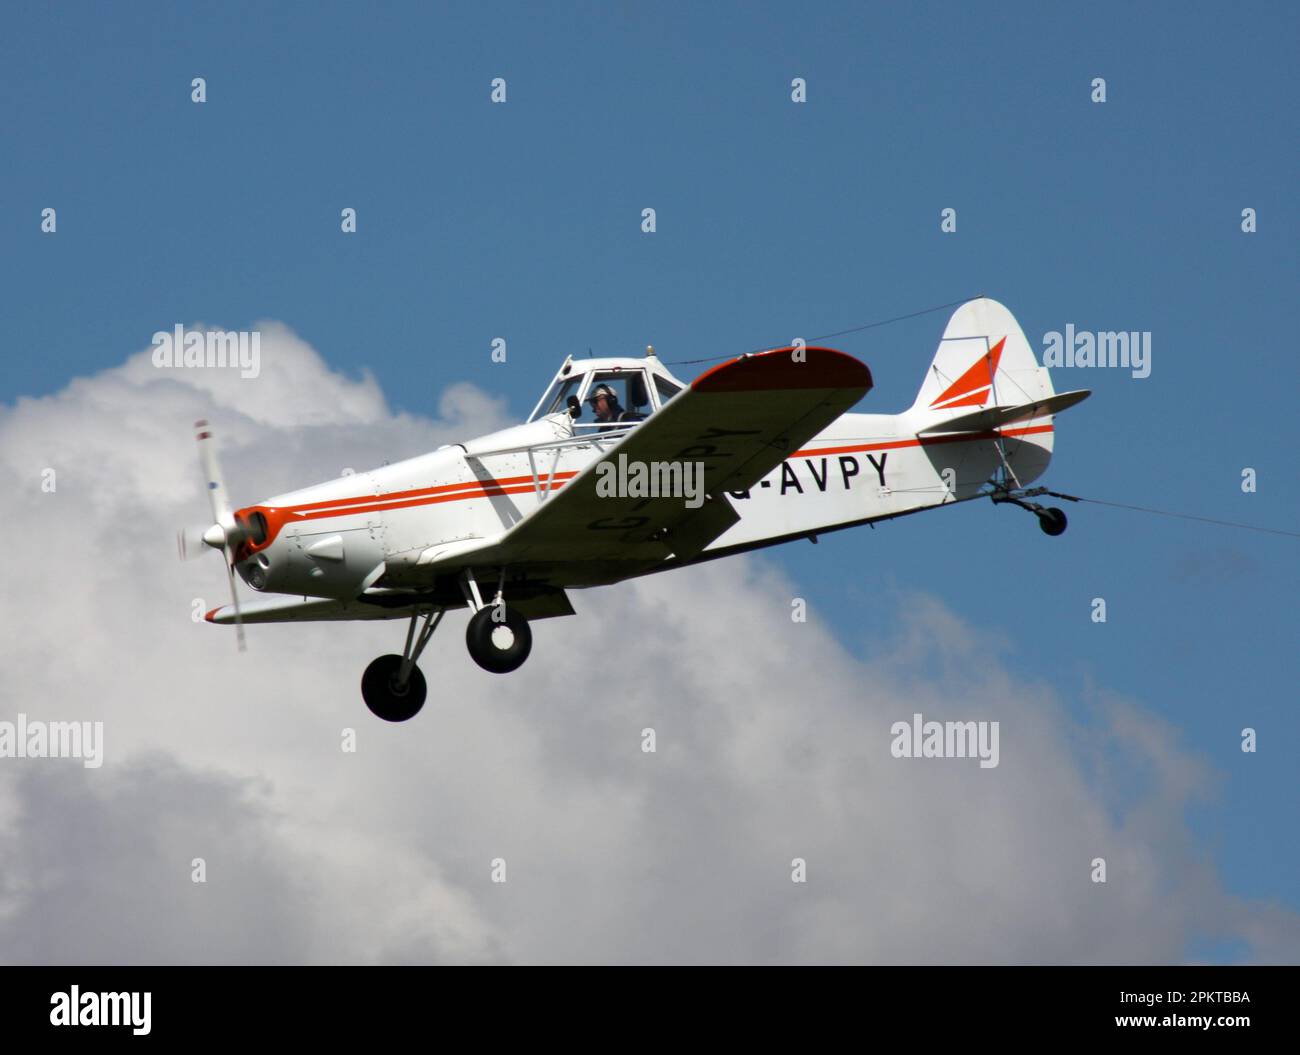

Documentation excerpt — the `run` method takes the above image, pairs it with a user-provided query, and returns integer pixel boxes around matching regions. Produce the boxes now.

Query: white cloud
[0,323,1294,964]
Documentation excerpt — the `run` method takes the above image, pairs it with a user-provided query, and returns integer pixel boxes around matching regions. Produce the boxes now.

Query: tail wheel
[466,605,532,673]
[361,654,428,722]
[1038,507,1068,536]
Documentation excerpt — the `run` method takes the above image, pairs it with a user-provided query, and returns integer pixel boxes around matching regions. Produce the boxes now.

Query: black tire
[1038,507,1068,537]
[465,604,532,673]
[361,654,427,722]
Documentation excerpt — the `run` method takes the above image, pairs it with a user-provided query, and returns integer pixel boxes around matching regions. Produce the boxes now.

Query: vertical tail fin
[908,298,1068,488]
[910,297,1054,415]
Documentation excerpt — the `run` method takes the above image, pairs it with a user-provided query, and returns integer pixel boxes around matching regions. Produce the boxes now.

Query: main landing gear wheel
[1037,506,1068,536]
[361,609,443,722]
[361,654,428,722]
[466,604,532,673]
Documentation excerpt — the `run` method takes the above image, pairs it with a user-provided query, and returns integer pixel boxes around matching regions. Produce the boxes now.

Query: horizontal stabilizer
[917,389,1091,435]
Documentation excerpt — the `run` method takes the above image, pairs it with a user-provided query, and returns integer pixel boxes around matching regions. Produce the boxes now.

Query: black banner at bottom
[0,965,1292,1041]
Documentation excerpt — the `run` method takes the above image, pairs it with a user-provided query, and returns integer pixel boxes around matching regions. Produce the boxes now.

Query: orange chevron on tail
[929,337,1006,410]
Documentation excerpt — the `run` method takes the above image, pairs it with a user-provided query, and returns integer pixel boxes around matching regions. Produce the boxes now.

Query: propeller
[179,419,246,650]
[176,525,208,561]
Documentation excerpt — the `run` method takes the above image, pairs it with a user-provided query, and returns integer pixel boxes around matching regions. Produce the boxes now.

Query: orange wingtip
[692,347,872,394]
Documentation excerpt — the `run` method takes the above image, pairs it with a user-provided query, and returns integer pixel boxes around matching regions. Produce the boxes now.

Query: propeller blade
[223,559,247,652]
[195,419,235,532]
[177,525,207,561]
[193,419,247,651]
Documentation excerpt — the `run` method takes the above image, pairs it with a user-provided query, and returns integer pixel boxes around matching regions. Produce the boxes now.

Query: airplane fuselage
[230,407,1053,603]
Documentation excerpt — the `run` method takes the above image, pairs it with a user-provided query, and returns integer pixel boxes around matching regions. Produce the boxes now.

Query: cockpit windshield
[531,376,583,420]
[528,362,686,424]
[583,371,651,423]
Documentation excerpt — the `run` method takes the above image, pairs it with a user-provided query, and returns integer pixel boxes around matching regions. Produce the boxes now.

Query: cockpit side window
[654,376,683,405]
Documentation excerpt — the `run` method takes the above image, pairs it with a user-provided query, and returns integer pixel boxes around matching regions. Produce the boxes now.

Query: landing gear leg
[460,568,533,674]
[990,486,1073,537]
[361,608,443,722]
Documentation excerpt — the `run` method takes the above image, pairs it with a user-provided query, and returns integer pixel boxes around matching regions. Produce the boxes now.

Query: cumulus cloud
[0,323,1294,964]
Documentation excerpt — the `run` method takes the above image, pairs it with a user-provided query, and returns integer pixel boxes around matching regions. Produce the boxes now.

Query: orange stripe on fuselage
[238,426,1054,551]
[286,481,567,522]
[790,423,1054,459]
[235,472,579,555]
[279,471,579,515]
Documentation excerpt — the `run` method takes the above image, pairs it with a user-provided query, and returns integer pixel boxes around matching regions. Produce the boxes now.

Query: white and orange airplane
[182,297,1089,721]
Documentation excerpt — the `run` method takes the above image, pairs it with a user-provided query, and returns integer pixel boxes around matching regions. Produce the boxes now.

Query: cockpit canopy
[528,352,686,425]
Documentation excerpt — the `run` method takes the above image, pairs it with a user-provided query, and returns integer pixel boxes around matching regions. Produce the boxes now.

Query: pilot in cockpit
[587,383,626,425]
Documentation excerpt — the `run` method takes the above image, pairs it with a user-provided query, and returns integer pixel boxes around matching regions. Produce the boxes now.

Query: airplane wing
[417,346,872,573]
[205,595,402,624]
[204,587,576,624]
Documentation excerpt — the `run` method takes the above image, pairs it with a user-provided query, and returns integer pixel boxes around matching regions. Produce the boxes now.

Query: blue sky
[2,2,1296,950]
